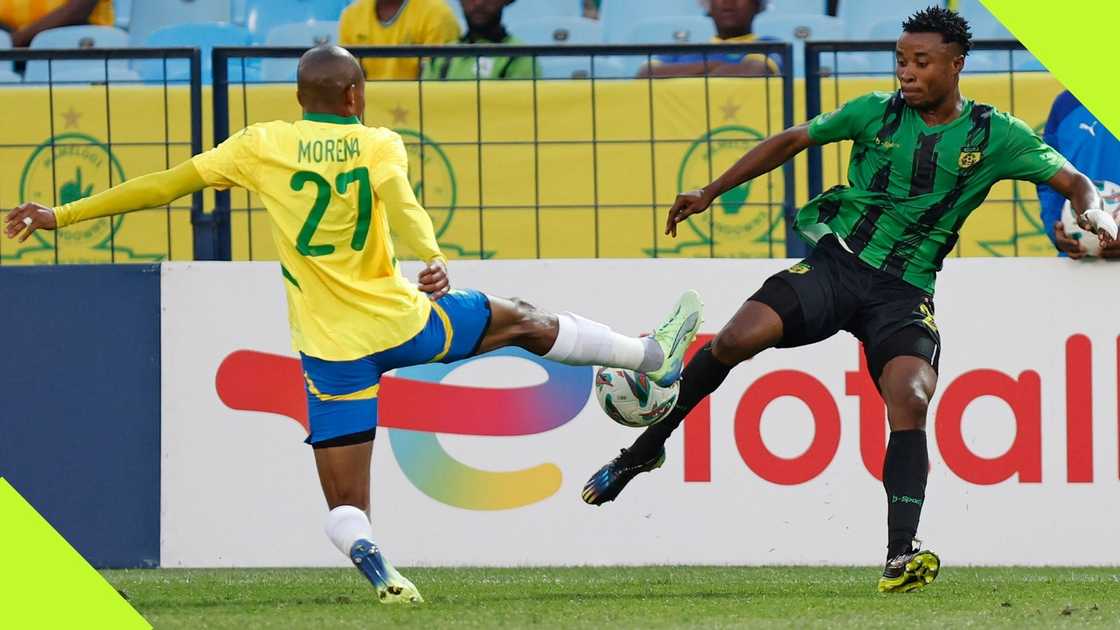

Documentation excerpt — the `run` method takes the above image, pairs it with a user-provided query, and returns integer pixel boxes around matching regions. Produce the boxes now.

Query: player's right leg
[581,297,784,504]
[302,355,423,604]
[583,237,851,505]
[476,290,704,386]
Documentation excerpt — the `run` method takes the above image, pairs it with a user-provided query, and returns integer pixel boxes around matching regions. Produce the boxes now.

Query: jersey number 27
[290,167,372,256]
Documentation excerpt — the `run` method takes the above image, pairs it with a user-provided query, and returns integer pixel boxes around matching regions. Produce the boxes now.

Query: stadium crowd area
[0,0,1035,83]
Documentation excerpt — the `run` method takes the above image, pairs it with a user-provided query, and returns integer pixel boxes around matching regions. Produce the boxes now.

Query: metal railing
[212,43,798,261]
[0,48,204,264]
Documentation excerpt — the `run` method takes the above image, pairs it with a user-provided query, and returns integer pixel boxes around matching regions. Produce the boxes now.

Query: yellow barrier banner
[0,73,1066,263]
[0,85,198,264]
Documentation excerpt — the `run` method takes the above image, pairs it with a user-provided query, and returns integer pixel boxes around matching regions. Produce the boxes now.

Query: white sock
[325,505,374,556]
[543,313,660,371]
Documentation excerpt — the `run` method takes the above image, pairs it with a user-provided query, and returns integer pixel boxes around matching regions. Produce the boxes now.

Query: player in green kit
[581,6,1118,592]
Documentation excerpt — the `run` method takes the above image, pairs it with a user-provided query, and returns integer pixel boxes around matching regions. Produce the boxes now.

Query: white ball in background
[1060,179,1120,258]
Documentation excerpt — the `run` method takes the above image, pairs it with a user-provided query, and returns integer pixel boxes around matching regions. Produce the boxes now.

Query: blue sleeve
[1036,91,1079,245]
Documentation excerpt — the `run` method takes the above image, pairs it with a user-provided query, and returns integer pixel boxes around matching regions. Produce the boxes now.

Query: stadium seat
[0,30,18,83]
[24,26,139,83]
[114,0,131,30]
[537,55,627,79]
[511,16,603,45]
[136,22,253,84]
[753,13,844,77]
[600,0,705,43]
[838,0,933,39]
[504,0,583,25]
[511,16,606,78]
[444,0,467,31]
[260,21,342,82]
[763,0,826,15]
[239,0,348,43]
[129,0,233,44]
[955,0,1012,39]
[1013,51,1044,72]
[834,18,901,76]
[619,15,716,44]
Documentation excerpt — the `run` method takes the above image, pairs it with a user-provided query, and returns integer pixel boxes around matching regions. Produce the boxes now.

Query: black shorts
[750,235,941,383]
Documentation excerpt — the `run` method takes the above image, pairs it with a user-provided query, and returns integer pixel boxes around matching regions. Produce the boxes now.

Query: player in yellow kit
[5,46,702,604]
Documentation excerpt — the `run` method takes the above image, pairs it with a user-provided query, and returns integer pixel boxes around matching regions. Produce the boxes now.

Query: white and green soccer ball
[1060,179,1120,257]
[594,367,679,428]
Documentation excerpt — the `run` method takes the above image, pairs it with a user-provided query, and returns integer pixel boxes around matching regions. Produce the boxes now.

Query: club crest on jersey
[958,148,982,169]
[787,262,812,274]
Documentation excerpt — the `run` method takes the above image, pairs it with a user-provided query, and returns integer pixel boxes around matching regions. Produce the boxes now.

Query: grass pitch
[103,566,1120,629]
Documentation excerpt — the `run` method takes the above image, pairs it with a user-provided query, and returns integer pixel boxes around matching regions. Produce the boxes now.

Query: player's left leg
[864,322,942,593]
[302,355,423,604]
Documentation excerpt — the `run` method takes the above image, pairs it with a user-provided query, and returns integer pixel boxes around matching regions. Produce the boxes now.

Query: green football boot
[645,290,703,387]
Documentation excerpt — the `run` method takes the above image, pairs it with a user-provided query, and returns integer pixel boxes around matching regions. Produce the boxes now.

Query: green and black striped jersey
[797,90,1066,294]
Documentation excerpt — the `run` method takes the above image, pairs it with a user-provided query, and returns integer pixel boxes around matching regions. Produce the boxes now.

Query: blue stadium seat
[538,56,627,79]
[504,0,583,25]
[838,0,933,38]
[511,16,603,44]
[1013,51,1044,72]
[260,21,342,82]
[24,26,139,83]
[600,0,705,43]
[763,0,826,15]
[753,13,844,77]
[0,30,18,83]
[835,18,903,76]
[114,0,131,30]
[511,16,624,79]
[137,22,253,84]
[129,0,233,44]
[445,0,466,31]
[238,0,348,43]
[955,0,1012,39]
[619,15,716,44]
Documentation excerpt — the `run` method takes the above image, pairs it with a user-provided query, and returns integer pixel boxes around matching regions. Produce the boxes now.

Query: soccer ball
[1060,179,1120,257]
[594,367,679,428]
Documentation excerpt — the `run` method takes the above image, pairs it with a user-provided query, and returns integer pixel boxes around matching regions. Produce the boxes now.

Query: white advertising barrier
[161,259,1120,567]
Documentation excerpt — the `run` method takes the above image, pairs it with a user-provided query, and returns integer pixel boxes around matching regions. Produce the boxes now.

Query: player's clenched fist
[4,202,57,242]
[665,188,715,238]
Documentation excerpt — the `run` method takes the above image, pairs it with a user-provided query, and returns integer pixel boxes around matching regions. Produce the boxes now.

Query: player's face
[708,0,760,33]
[895,31,964,110]
[461,0,509,29]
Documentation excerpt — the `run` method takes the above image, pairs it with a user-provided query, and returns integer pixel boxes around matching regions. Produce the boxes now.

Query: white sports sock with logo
[325,505,374,556]
[543,312,661,371]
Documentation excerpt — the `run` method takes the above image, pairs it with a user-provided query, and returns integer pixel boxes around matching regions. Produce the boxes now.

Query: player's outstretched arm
[666,124,812,236]
[1046,162,1117,246]
[4,161,207,243]
[375,174,449,299]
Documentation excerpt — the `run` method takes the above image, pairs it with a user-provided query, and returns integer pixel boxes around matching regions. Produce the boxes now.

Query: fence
[212,43,799,261]
[804,39,1060,258]
[0,47,204,265]
[0,41,1067,263]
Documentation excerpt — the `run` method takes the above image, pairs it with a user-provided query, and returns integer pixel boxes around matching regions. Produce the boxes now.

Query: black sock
[883,429,928,559]
[628,342,734,461]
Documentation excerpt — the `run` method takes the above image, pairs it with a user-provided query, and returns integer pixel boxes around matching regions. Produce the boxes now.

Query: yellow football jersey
[192,114,443,361]
[338,0,460,80]
[0,0,113,30]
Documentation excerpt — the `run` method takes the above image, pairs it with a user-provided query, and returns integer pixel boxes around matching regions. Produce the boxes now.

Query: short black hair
[902,6,973,57]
